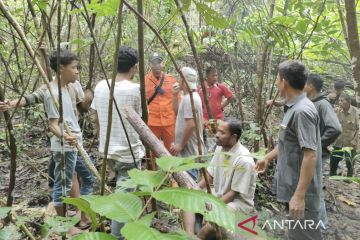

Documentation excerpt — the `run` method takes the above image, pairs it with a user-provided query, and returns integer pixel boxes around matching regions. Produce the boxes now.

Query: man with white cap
[170,67,205,180]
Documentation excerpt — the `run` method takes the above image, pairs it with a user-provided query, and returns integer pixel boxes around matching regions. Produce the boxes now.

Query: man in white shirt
[184,119,257,237]
[91,46,144,239]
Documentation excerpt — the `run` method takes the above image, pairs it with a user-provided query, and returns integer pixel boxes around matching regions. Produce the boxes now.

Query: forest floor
[0,115,359,240]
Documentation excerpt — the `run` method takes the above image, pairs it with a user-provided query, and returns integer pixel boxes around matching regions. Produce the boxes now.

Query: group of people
[0,46,358,240]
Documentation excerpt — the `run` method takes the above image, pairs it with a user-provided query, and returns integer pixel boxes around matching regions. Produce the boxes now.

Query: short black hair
[50,49,79,73]
[334,80,345,90]
[224,118,242,141]
[340,93,351,103]
[205,66,217,76]
[278,60,307,90]
[117,46,138,73]
[307,73,323,92]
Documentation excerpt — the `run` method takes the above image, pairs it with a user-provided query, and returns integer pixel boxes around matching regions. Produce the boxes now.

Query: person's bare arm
[221,190,238,204]
[170,118,195,155]
[255,145,278,173]
[172,83,181,114]
[221,97,233,109]
[0,98,27,111]
[289,148,317,220]
[198,172,213,189]
[48,118,77,146]
[77,89,94,113]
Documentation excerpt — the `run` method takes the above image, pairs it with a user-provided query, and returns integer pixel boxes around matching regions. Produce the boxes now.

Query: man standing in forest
[145,53,179,169]
[170,66,205,180]
[197,66,234,121]
[330,93,359,177]
[303,73,342,229]
[43,49,94,233]
[256,60,323,240]
[91,46,144,239]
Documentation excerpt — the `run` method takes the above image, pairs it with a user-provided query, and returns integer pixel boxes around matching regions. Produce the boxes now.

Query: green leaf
[0,225,21,240]
[72,232,118,240]
[180,0,191,11]
[156,156,195,171]
[121,222,187,240]
[330,176,360,184]
[194,2,228,29]
[137,212,156,227]
[90,192,142,222]
[45,216,80,235]
[152,188,236,231]
[0,207,11,219]
[128,169,166,190]
[172,162,209,172]
[63,197,98,230]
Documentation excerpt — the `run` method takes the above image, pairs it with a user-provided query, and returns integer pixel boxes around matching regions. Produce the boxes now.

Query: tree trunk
[123,107,198,189]
[344,0,360,101]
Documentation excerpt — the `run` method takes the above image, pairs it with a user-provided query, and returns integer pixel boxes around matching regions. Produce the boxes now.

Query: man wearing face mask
[145,53,180,168]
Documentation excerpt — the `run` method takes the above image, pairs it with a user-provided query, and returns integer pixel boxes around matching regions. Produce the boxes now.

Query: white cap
[181,67,198,90]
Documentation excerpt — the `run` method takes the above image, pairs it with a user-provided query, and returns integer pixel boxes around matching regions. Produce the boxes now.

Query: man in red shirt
[145,53,179,168]
[198,67,234,121]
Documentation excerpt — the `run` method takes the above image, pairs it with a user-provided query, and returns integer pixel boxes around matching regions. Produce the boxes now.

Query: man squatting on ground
[183,119,257,238]
[256,60,323,240]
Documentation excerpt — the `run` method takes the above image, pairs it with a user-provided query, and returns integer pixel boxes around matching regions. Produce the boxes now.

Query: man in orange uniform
[145,53,179,168]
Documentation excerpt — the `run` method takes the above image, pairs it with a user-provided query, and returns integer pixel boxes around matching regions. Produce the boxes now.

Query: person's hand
[0,100,11,112]
[266,99,275,107]
[170,144,183,156]
[289,194,305,220]
[254,159,269,174]
[172,82,180,95]
[64,133,78,146]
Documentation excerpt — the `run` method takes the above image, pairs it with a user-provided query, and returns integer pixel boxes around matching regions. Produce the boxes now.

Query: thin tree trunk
[254,0,275,151]
[345,0,360,100]
[0,86,17,207]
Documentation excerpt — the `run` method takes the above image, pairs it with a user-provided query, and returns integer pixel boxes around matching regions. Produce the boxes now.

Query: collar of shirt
[283,92,306,113]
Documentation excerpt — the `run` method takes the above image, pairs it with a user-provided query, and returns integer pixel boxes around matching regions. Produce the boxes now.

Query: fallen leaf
[338,195,357,207]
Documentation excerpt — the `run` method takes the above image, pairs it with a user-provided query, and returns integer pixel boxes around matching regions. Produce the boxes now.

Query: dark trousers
[330,146,356,177]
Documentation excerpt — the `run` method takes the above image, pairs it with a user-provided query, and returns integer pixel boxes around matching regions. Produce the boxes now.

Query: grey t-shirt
[277,93,322,206]
[175,92,205,157]
[44,82,82,152]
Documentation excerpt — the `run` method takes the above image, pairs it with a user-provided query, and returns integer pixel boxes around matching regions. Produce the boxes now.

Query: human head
[50,49,80,83]
[277,60,307,97]
[215,118,242,150]
[180,67,198,91]
[304,73,323,96]
[205,66,218,86]
[334,80,345,95]
[148,52,164,79]
[339,93,351,111]
[117,46,138,78]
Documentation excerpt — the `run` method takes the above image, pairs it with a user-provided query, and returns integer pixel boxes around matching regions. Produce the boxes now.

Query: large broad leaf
[0,224,21,240]
[0,207,11,219]
[128,169,166,191]
[72,232,118,240]
[152,188,235,231]
[121,222,187,240]
[194,2,228,29]
[63,197,98,230]
[45,216,80,235]
[137,212,156,227]
[156,156,196,172]
[90,192,142,223]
